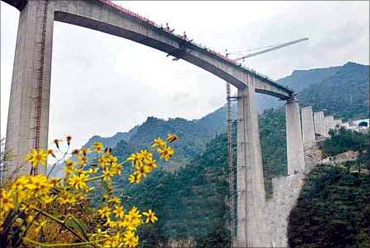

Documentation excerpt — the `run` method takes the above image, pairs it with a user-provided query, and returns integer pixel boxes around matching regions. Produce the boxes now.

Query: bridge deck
[2,0,294,99]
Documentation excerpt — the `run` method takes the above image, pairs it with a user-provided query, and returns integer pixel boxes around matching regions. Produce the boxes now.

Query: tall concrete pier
[5,0,54,177]
[314,111,325,137]
[301,106,315,146]
[324,116,335,136]
[285,98,305,175]
[236,76,269,247]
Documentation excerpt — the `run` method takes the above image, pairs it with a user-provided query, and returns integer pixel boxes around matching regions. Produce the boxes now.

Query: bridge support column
[324,116,335,136]
[236,79,269,247]
[5,0,54,178]
[286,98,305,175]
[314,111,325,137]
[301,106,315,147]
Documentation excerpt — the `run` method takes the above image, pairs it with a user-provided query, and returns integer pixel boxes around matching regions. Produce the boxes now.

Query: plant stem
[23,237,107,247]
[32,207,86,242]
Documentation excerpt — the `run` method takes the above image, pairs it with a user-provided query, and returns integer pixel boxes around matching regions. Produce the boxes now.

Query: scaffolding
[32,0,48,175]
[226,82,237,243]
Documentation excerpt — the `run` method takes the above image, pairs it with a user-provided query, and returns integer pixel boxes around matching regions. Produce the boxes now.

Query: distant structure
[342,119,369,132]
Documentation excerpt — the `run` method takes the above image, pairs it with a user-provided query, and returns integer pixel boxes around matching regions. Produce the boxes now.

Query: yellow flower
[97,206,111,219]
[79,147,91,156]
[58,190,77,205]
[104,232,123,248]
[111,162,122,175]
[129,173,142,184]
[0,190,15,212]
[102,169,115,181]
[135,164,151,178]
[143,209,158,223]
[68,173,89,190]
[127,150,152,167]
[34,220,47,235]
[104,218,118,228]
[65,159,74,174]
[25,148,48,167]
[113,205,125,219]
[99,153,118,169]
[78,155,88,166]
[93,142,104,153]
[167,133,179,143]
[40,195,56,207]
[127,207,142,224]
[123,231,139,248]
[127,153,142,167]
[26,215,34,224]
[144,158,157,171]
[151,138,166,148]
[108,196,121,205]
[90,228,109,240]
[157,146,175,161]
[27,175,54,195]
[11,175,28,191]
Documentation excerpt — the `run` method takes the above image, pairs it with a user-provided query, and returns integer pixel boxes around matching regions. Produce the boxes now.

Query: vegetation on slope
[299,62,369,120]
[117,134,230,247]
[288,130,370,247]
[321,128,369,158]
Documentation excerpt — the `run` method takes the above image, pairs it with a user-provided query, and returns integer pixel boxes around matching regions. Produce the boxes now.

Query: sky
[1,1,369,149]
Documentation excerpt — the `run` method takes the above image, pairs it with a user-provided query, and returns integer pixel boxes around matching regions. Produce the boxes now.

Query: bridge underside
[3,0,293,100]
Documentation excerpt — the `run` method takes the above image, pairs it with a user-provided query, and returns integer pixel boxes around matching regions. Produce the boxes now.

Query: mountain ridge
[81,61,369,163]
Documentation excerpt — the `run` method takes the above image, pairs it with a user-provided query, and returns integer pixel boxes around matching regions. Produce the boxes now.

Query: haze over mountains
[50,62,369,177]
[83,61,369,154]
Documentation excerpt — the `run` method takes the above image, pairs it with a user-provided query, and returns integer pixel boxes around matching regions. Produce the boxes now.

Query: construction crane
[228,37,309,62]
[226,37,308,244]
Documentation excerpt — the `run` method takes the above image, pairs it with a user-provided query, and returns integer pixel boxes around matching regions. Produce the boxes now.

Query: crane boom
[233,37,309,61]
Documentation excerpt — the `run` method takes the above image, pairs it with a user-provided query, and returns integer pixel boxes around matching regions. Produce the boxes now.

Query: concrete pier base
[235,78,269,247]
[314,111,325,137]
[301,106,315,147]
[286,98,305,175]
[5,0,54,178]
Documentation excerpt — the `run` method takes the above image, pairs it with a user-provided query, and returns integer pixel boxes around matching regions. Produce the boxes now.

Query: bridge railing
[99,0,289,93]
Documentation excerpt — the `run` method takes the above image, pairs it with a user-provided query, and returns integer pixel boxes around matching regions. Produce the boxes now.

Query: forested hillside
[288,130,370,247]
[116,134,230,247]
[299,62,369,120]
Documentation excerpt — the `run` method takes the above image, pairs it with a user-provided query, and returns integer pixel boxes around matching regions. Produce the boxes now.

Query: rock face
[265,143,322,247]
[265,174,305,247]
[304,144,323,172]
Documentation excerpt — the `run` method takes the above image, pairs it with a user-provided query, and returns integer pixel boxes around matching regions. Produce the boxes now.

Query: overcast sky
[1,1,369,149]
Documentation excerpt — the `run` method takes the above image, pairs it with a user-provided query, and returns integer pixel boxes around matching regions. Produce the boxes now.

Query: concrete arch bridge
[3,0,307,246]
